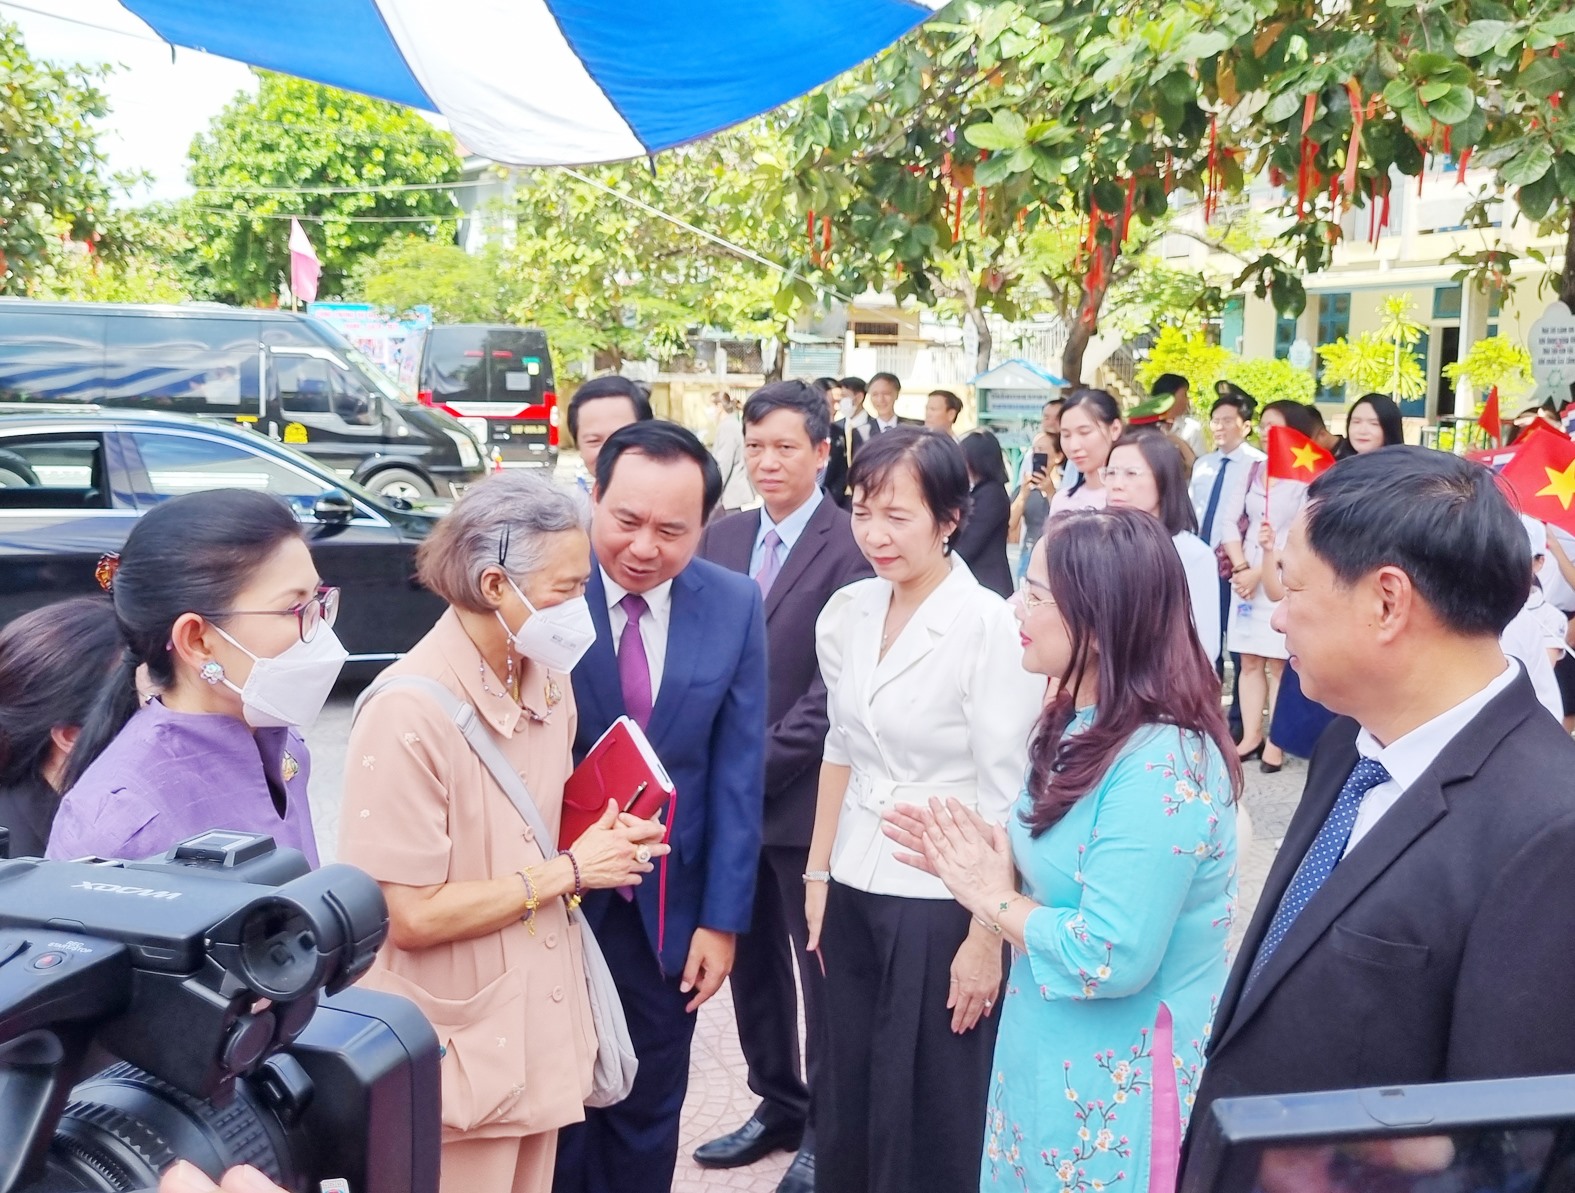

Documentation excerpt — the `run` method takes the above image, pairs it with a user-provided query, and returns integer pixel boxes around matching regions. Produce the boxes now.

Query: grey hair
[415,470,590,612]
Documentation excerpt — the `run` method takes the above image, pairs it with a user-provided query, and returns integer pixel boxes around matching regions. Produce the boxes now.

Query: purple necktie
[754,529,784,597]
[617,593,653,730]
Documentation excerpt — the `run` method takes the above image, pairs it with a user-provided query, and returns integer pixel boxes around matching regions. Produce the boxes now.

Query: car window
[0,311,108,404]
[278,356,337,414]
[0,434,107,509]
[102,316,259,413]
[131,431,327,508]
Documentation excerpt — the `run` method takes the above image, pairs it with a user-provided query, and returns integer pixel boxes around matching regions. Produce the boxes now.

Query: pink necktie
[754,529,784,596]
[617,593,653,730]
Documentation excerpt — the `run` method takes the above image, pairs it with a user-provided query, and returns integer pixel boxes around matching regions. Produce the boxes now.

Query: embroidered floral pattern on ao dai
[984,716,1237,1193]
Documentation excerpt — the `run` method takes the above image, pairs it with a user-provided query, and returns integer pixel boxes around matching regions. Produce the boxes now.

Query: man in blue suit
[553,420,768,1193]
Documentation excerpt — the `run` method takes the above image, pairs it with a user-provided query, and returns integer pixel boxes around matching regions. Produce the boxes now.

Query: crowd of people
[5,366,1575,1193]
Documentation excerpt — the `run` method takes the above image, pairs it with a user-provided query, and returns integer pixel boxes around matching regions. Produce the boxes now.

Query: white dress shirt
[816,556,1048,898]
[1345,661,1518,855]
[1173,530,1222,664]
[1173,414,1206,458]
[1189,442,1265,548]
[749,487,823,577]
[602,567,674,697]
[1500,595,1564,723]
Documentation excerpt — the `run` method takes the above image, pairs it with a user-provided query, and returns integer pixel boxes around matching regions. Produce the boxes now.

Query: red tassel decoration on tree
[1341,80,1364,205]
[1457,146,1473,187]
[1204,118,1220,224]
[1119,176,1137,244]
[1296,93,1318,218]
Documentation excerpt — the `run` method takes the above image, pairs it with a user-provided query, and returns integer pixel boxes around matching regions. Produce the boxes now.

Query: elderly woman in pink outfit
[339,471,666,1193]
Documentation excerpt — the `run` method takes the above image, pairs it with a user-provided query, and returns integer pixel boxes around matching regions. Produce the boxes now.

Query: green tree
[494,127,808,372]
[347,237,516,323]
[0,21,116,294]
[782,0,1261,382]
[26,211,192,303]
[183,73,463,304]
[1136,327,1237,399]
[1198,0,1575,313]
[1315,296,1428,401]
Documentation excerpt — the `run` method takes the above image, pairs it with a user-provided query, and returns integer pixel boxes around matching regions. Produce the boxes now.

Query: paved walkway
[309,690,1307,1193]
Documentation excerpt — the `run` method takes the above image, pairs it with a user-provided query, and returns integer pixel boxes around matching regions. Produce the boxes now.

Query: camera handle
[0,930,133,1193]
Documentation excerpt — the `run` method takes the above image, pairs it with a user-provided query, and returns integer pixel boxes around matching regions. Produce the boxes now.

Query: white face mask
[498,579,596,673]
[837,397,855,420]
[215,625,348,730]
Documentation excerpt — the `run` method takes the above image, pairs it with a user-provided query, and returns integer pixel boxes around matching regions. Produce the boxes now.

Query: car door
[0,429,140,628]
[120,427,440,666]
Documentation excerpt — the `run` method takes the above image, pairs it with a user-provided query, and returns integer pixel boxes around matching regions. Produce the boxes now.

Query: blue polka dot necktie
[1244,756,1393,992]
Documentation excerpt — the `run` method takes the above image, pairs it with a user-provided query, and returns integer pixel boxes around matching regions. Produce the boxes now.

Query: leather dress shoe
[777,1147,816,1193]
[692,1115,804,1169]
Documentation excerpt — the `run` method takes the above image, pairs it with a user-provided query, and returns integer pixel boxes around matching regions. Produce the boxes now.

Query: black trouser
[818,882,1001,1193]
[552,894,696,1193]
[729,844,824,1147]
[1219,576,1243,736]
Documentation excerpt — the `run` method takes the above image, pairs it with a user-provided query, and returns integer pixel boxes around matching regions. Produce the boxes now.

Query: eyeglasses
[1016,576,1055,610]
[207,585,341,642]
[1098,466,1150,482]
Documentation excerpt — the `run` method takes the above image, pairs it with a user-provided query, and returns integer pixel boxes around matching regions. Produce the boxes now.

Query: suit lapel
[577,566,626,729]
[646,566,704,746]
[712,510,760,577]
[765,501,834,621]
[868,562,970,699]
[1212,674,1539,1056]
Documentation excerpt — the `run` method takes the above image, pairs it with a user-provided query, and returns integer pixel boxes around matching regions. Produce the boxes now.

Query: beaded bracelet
[517,867,539,935]
[560,849,584,913]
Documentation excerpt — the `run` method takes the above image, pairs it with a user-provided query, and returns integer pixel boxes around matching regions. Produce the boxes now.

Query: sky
[3,0,258,203]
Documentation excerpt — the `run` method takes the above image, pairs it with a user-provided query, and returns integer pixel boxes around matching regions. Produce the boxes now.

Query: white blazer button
[551,986,565,1002]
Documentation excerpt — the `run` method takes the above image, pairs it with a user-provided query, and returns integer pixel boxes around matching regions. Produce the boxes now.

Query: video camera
[0,831,440,1193]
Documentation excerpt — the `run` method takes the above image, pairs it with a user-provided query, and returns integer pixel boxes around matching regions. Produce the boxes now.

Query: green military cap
[1125,393,1177,425]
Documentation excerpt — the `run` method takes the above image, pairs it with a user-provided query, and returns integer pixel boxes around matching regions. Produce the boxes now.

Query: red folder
[559,715,676,850]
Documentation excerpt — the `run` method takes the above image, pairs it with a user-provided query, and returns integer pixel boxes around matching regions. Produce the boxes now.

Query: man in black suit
[813,376,850,507]
[848,371,921,455]
[1187,448,1575,1176]
[693,381,873,1193]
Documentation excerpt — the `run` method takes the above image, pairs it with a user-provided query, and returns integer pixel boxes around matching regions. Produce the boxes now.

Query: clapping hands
[881,797,1015,920]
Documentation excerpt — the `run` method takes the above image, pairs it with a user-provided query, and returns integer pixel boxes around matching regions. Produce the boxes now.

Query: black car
[0,299,489,501]
[0,408,446,672]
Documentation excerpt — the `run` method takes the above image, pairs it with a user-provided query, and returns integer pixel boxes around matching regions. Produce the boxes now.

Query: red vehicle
[417,324,558,468]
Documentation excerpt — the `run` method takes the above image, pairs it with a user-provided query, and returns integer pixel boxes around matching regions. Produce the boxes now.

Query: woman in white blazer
[1102,430,1222,665]
[804,428,1046,1193]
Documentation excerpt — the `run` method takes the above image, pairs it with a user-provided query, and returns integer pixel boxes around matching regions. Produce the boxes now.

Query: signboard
[307,302,433,394]
[1530,301,1575,408]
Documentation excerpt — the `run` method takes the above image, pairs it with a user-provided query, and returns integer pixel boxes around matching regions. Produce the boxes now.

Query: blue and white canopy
[119,0,941,165]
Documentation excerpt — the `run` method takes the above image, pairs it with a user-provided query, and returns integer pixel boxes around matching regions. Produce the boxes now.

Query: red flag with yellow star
[1499,425,1575,535]
[1265,424,1336,483]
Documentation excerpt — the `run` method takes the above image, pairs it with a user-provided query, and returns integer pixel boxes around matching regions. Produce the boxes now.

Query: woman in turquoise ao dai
[884,507,1242,1193]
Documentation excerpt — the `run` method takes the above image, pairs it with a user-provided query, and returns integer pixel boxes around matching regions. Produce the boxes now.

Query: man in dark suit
[813,376,850,507]
[1186,448,1575,1179]
[848,371,922,455]
[692,381,873,1193]
[554,421,768,1193]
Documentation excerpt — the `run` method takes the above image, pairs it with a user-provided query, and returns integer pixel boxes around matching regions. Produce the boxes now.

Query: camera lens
[35,1062,294,1192]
